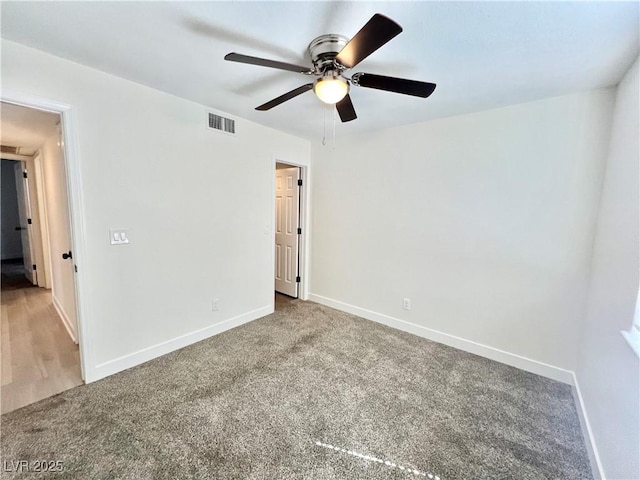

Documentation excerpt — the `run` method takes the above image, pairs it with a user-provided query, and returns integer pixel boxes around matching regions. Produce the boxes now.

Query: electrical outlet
[212,298,220,311]
[403,298,411,310]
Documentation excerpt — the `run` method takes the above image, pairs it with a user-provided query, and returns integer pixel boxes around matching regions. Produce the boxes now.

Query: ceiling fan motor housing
[308,34,349,72]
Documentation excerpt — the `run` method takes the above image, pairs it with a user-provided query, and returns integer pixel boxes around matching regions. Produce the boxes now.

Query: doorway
[1,160,33,289]
[1,101,83,413]
[274,161,306,303]
[14,160,36,284]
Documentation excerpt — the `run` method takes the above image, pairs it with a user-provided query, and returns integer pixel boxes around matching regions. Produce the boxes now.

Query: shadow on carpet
[1,298,592,479]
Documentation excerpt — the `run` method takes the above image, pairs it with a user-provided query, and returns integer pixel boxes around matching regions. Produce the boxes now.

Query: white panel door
[275,167,300,297]
[14,162,36,284]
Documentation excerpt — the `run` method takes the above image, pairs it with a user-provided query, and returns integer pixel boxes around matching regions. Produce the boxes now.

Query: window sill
[621,330,640,358]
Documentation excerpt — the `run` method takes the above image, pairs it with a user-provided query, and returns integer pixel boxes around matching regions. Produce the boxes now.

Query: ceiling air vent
[1,145,20,154]
[208,112,236,135]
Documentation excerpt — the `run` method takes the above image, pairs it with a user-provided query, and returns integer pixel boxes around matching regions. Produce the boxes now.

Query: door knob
[62,251,73,260]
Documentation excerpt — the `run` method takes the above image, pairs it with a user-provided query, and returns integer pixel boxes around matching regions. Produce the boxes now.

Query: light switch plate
[110,229,130,245]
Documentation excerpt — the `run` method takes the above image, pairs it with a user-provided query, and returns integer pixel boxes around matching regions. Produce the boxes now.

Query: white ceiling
[1,102,60,156]
[1,2,638,140]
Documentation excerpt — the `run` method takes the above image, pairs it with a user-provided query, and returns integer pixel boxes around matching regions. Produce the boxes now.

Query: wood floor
[1,283,83,414]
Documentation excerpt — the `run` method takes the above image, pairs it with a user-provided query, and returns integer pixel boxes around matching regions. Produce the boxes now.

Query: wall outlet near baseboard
[403,298,411,310]
[212,298,220,311]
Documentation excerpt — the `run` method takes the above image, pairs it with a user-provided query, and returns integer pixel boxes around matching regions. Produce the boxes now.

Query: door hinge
[74,265,78,273]
[23,171,27,179]
[297,179,302,186]
[27,218,32,225]
[296,276,301,283]
[32,264,37,271]
[297,227,302,235]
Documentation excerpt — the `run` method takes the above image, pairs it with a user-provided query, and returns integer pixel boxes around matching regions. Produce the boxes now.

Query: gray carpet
[1,296,592,479]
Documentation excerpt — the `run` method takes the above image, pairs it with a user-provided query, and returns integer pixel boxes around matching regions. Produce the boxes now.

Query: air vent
[208,112,236,135]
[1,145,20,154]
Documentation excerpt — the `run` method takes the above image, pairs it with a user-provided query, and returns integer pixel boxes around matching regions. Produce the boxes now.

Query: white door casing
[275,167,300,297]
[13,162,36,284]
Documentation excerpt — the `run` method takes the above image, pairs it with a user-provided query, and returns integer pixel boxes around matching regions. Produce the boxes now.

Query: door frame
[2,90,90,382]
[274,165,301,298]
[271,157,310,305]
[32,150,53,289]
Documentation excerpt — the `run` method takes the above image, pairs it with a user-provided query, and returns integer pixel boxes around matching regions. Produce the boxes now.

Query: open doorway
[274,161,307,309]
[1,101,83,413]
[1,160,34,290]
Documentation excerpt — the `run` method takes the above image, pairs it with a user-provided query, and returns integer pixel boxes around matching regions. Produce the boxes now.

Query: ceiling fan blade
[225,53,312,74]
[336,94,357,122]
[353,73,436,98]
[335,14,402,69]
[256,84,314,111]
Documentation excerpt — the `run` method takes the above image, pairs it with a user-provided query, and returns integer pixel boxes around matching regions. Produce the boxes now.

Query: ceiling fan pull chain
[322,103,327,145]
[333,108,337,149]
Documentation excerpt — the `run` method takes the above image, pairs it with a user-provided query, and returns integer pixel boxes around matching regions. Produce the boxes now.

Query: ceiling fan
[224,13,436,122]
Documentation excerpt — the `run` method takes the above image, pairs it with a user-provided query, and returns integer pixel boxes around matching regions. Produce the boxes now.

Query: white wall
[1,160,23,260]
[1,40,311,381]
[576,58,639,480]
[311,89,615,377]
[40,127,78,338]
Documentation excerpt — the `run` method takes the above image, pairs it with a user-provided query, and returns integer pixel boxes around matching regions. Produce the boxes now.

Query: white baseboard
[52,294,78,344]
[308,294,575,385]
[89,305,273,382]
[571,374,605,480]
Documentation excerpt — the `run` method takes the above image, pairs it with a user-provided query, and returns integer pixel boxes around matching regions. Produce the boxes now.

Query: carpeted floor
[1,295,592,479]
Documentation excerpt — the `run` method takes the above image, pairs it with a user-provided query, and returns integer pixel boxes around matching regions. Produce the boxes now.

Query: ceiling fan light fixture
[314,75,349,104]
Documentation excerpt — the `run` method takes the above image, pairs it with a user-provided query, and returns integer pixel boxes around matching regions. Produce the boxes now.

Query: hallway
[1,283,83,414]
